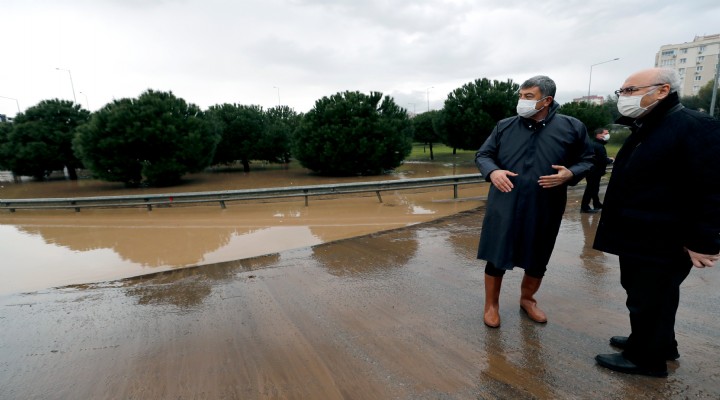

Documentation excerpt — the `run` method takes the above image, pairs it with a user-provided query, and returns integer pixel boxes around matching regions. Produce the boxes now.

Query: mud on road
[1,191,719,399]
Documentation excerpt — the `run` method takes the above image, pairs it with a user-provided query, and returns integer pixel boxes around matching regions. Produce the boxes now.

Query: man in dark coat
[581,127,614,213]
[594,68,720,377]
[475,75,594,328]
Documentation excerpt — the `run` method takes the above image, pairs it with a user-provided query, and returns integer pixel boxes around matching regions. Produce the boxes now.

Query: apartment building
[655,33,720,97]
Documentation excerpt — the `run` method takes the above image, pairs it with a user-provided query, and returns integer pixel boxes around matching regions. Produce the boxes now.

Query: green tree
[558,101,613,132]
[73,90,219,187]
[257,106,300,164]
[292,91,412,176]
[3,99,89,180]
[0,121,12,173]
[682,79,719,116]
[207,104,265,172]
[603,95,621,122]
[411,110,442,160]
[439,78,519,153]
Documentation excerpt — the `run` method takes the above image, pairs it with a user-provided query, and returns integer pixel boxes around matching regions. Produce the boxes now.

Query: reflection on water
[0,162,486,295]
[0,186,488,295]
[0,223,321,295]
[312,229,419,277]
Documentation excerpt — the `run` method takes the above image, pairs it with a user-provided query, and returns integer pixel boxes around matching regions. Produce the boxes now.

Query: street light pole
[407,103,416,114]
[426,86,434,112]
[55,68,77,103]
[273,86,281,107]
[80,91,90,110]
[709,55,720,117]
[588,58,620,99]
[0,96,21,113]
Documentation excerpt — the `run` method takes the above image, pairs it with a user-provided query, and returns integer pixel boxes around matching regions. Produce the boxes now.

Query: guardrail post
[375,190,383,203]
[219,200,226,209]
[304,189,309,207]
[71,201,80,212]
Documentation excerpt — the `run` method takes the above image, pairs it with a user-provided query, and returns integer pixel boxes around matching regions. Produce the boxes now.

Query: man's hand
[538,165,573,188]
[489,170,518,193]
[686,248,720,268]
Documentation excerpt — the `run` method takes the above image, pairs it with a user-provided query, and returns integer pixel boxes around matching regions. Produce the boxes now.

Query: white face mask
[617,87,659,118]
[603,134,610,141]
[516,97,547,118]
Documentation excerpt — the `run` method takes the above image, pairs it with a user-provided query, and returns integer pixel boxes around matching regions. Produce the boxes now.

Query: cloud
[1,0,719,117]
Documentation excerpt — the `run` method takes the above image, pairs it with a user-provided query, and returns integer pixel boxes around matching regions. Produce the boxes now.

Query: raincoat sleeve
[683,116,720,255]
[475,123,504,181]
[565,120,594,186]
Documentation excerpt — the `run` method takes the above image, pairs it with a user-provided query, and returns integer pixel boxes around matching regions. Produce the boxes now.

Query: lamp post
[407,103,416,114]
[272,86,281,107]
[79,91,90,109]
[426,86,434,112]
[55,68,77,103]
[588,58,619,99]
[710,55,720,117]
[0,96,21,113]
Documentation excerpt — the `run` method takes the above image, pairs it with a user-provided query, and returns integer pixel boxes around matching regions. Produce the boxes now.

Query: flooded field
[0,161,486,294]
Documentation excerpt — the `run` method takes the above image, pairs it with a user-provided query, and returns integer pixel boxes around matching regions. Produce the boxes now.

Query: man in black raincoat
[594,68,720,377]
[475,75,594,328]
[580,127,614,213]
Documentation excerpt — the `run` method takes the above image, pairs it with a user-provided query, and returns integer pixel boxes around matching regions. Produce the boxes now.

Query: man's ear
[657,84,671,99]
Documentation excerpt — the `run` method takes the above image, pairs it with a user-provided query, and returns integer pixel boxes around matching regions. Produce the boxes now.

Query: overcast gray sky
[2,0,719,118]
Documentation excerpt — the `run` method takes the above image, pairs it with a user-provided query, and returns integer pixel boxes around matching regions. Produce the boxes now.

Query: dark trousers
[581,173,602,209]
[619,255,692,370]
[485,262,545,279]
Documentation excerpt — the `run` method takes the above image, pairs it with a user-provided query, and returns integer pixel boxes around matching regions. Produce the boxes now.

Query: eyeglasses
[614,83,666,96]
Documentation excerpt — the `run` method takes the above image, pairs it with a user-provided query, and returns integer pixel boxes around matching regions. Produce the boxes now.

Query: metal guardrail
[0,174,487,212]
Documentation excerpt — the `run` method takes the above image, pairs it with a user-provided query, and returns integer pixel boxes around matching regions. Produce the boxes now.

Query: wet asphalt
[1,187,719,399]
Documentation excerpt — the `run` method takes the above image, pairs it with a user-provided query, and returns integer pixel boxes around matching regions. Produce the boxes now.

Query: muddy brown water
[0,162,483,294]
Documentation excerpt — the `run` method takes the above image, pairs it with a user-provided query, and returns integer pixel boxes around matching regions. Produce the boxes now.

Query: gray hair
[655,68,681,93]
[520,75,557,98]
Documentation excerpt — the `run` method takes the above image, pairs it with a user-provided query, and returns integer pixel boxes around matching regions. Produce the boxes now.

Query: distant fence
[0,174,488,212]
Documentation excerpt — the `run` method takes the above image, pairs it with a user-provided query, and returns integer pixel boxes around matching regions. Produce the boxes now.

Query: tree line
[0,78,716,187]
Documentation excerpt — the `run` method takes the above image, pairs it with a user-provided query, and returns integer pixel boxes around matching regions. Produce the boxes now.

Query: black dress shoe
[595,353,668,377]
[580,208,599,213]
[609,336,680,360]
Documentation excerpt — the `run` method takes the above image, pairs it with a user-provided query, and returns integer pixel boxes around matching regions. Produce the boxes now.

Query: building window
[679,58,687,64]
[699,45,707,52]
[661,50,676,56]
[680,48,688,54]
[695,75,702,81]
[660,59,676,66]
[697,56,705,62]
[678,68,685,75]
[697,66,704,72]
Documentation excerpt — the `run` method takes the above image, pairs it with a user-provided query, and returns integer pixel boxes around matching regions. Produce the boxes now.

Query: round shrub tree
[73,90,220,187]
[3,99,90,180]
[292,91,412,176]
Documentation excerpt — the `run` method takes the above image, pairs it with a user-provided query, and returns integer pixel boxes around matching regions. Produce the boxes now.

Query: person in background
[475,75,593,328]
[580,128,614,213]
[594,68,720,377]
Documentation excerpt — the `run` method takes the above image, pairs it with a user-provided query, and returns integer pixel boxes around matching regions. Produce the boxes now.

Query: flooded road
[0,162,484,294]
[1,187,718,399]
